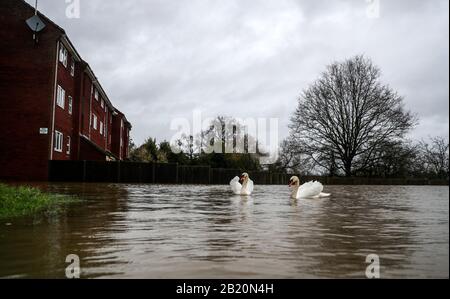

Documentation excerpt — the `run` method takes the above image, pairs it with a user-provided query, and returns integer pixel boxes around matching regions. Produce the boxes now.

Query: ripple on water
[0,184,448,278]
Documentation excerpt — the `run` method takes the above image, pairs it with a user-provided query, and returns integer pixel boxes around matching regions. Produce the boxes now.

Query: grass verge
[0,183,80,219]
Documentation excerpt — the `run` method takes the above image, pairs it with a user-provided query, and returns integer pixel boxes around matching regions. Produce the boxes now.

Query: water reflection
[0,183,130,278]
[0,184,448,278]
[303,186,417,278]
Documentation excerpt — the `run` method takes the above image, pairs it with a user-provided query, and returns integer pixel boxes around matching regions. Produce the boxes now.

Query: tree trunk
[344,160,352,177]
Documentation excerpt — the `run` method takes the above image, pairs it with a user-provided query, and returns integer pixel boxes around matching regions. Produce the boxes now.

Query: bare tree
[419,137,449,178]
[199,116,258,155]
[289,55,416,176]
[183,134,195,160]
[274,137,317,174]
[359,139,419,177]
[275,138,301,173]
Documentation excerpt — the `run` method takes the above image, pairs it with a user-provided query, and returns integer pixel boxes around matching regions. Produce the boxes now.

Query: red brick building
[0,0,132,180]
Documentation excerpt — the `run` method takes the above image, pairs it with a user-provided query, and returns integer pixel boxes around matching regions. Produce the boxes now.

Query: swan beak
[288,180,292,187]
[239,176,244,184]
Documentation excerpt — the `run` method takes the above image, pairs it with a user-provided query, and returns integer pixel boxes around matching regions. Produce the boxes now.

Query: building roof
[113,109,132,128]
[20,0,130,129]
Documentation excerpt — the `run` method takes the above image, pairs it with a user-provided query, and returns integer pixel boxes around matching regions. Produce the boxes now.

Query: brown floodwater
[0,183,448,279]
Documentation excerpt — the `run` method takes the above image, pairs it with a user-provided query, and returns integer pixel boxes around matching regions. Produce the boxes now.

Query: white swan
[230,173,254,196]
[288,176,331,199]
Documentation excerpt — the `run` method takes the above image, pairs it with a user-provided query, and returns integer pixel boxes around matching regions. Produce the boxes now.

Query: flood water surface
[0,184,448,278]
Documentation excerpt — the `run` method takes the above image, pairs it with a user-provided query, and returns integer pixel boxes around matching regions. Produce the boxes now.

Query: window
[101,99,104,109]
[59,44,68,67]
[100,121,104,136]
[94,89,99,100]
[68,96,73,115]
[66,136,71,155]
[70,59,75,76]
[92,114,98,130]
[57,85,65,109]
[54,131,63,152]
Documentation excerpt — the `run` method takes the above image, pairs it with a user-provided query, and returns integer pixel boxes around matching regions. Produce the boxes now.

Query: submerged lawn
[0,183,80,219]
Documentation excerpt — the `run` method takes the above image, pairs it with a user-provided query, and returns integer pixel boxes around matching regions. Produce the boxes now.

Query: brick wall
[0,0,60,180]
[0,0,132,180]
[52,42,78,161]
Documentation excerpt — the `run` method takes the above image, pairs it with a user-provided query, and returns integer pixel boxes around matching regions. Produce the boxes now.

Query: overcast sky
[27,0,449,146]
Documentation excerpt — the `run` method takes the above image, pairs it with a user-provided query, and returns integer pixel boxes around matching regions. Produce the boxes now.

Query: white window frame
[59,45,68,67]
[92,114,98,130]
[57,85,65,109]
[100,121,104,136]
[66,136,71,155]
[101,99,104,109]
[94,89,99,101]
[70,58,75,76]
[54,131,63,152]
[68,96,73,115]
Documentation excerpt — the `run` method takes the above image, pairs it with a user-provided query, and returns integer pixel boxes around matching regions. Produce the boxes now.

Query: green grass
[0,183,80,219]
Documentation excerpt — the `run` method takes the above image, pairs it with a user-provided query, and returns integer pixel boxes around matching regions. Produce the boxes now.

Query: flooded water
[0,183,448,279]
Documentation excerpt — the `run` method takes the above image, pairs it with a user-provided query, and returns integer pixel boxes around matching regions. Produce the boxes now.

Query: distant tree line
[129,116,264,171]
[271,55,449,179]
[271,136,449,179]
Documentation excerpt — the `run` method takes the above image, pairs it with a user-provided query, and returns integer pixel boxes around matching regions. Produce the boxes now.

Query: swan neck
[242,179,248,189]
[291,185,299,198]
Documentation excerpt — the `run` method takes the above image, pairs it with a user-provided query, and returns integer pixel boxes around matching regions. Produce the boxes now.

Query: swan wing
[230,176,242,195]
[297,181,324,198]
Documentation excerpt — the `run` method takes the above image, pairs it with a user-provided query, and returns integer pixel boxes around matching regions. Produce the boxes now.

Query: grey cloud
[28,0,449,145]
